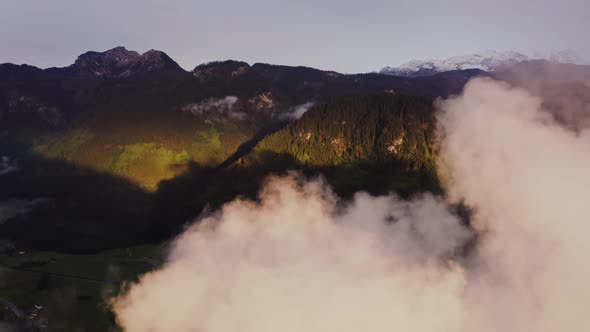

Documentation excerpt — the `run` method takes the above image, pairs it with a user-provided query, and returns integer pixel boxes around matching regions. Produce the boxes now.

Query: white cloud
[182,96,246,121]
[112,77,590,332]
[112,174,471,332]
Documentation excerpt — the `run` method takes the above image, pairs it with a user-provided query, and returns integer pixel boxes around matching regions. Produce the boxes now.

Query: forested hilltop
[253,93,436,172]
[238,93,438,195]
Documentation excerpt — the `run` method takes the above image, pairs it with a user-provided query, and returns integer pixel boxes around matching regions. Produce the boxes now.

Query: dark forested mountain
[251,94,436,173]
[3,47,590,253]
[239,93,440,198]
[0,47,484,189]
[0,47,458,252]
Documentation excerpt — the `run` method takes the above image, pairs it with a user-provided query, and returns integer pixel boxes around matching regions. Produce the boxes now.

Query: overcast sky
[1,0,588,73]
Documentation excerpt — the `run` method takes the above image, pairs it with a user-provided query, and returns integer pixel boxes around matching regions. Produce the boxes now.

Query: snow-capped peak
[380,50,530,77]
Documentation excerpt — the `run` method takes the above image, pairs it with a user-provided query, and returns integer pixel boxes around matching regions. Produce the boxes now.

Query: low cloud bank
[112,78,590,332]
[112,175,472,331]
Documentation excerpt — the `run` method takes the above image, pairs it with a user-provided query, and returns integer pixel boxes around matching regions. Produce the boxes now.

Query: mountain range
[379,49,586,77]
[2,46,590,252]
[0,47,485,130]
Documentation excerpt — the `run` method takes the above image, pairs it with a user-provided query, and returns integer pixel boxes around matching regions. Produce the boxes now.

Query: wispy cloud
[182,96,246,121]
[279,102,315,120]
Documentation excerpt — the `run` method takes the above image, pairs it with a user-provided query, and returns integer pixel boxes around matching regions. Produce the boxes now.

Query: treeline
[254,93,438,175]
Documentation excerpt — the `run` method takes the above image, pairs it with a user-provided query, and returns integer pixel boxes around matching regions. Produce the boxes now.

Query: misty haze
[1,1,590,331]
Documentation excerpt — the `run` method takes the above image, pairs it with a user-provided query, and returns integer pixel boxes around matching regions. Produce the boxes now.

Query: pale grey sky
[0,0,588,73]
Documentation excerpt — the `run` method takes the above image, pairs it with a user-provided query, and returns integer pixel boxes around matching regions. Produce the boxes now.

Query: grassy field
[27,108,256,191]
[0,241,164,331]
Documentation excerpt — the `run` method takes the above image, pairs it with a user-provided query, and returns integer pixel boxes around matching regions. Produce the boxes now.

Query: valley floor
[0,243,163,331]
